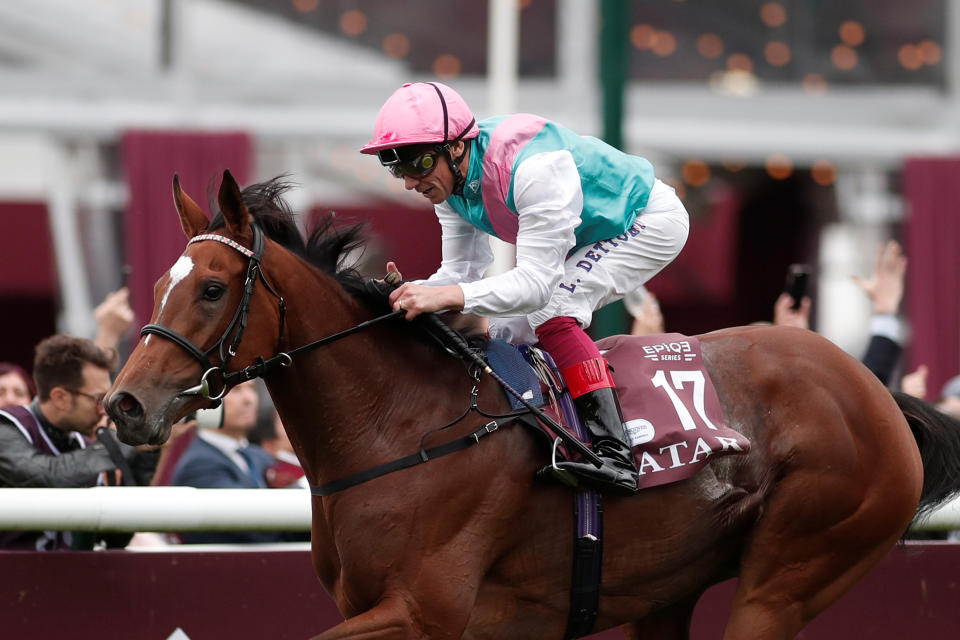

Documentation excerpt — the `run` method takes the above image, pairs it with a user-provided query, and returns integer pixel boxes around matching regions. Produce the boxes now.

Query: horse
[107,170,960,640]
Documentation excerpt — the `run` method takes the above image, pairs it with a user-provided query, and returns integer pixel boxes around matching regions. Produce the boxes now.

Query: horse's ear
[217,169,251,237]
[172,174,209,238]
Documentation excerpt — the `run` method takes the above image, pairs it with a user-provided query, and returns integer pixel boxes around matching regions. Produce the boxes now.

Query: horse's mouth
[107,390,184,446]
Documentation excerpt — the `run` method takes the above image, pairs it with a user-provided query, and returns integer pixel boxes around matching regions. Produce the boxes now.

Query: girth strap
[565,491,603,639]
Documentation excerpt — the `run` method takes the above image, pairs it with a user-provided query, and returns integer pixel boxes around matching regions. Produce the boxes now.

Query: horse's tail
[892,390,960,517]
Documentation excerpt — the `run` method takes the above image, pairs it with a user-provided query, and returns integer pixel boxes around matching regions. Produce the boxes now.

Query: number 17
[650,369,718,431]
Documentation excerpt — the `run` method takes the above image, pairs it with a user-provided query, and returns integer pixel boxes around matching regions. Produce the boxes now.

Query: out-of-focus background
[0,0,957,395]
[2,4,960,637]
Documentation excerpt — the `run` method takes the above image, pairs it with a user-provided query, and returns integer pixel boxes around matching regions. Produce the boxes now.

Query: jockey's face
[401,141,466,205]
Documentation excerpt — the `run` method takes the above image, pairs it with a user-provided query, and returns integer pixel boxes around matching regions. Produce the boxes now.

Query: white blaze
[146,256,194,345]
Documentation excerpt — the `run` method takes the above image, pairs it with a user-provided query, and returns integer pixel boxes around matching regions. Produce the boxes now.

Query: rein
[141,223,531,495]
[142,225,286,402]
[142,223,405,403]
[311,367,535,496]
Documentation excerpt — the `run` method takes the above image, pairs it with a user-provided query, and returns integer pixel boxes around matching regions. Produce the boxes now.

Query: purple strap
[539,349,603,638]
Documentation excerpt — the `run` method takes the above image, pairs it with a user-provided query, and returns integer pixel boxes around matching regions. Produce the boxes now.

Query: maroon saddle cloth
[522,333,750,491]
[596,333,750,489]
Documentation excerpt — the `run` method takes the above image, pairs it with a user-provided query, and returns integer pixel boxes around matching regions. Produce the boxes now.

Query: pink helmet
[360,82,480,154]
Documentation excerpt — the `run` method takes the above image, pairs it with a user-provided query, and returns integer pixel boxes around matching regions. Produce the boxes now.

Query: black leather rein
[140,222,529,495]
[141,223,405,403]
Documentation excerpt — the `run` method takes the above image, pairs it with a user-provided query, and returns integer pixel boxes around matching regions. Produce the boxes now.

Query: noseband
[140,224,286,403]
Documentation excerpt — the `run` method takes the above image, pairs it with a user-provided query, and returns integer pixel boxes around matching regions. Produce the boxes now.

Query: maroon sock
[534,316,602,371]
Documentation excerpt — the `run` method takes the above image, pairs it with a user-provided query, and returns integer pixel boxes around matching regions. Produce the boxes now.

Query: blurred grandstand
[0,0,957,397]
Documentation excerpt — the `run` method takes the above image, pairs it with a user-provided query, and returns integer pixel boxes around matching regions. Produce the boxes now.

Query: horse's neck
[266,276,482,484]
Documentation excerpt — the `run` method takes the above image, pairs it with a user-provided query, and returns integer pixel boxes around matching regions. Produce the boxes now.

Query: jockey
[361,82,689,495]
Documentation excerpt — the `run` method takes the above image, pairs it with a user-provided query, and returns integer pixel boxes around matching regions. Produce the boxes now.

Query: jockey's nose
[402,175,420,190]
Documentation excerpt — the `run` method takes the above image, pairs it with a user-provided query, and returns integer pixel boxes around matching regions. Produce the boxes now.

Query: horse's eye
[202,284,225,301]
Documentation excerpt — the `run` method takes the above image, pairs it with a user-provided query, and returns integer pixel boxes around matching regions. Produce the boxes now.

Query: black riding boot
[550,387,639,496]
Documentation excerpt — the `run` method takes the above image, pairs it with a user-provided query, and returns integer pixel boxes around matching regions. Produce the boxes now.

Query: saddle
[483,333,750,491]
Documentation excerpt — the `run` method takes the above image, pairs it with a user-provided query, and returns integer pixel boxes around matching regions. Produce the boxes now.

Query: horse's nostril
[110,392,144,420]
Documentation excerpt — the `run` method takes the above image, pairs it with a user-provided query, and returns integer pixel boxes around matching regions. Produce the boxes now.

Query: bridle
[140,224,285,403]
[141,223,402,405]
[139,221,600,495]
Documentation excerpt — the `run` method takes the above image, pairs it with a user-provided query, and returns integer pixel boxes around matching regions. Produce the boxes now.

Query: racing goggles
[377,146,442,179]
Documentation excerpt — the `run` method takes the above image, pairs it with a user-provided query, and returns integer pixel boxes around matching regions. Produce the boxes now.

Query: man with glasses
[362,82,689,495]
[0,334,135,549]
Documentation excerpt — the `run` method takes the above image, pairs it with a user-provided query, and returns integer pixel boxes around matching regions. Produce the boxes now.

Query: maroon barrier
[0,542,957,639]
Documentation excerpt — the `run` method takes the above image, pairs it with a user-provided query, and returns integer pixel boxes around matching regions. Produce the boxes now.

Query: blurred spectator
[247,409,310,543]
[772,292,812,330]
[170,380,291,544]
[149,418,200,487]
[900,365,929,400]
[0,362,34,408]
[940,376,960,542]
[0,335,141,550]
[771,241,908,387]
[852,240,908,386]
[254,410,307,490]
[92,287,135,371]
[624,286,665,336]
[936,375,960,420]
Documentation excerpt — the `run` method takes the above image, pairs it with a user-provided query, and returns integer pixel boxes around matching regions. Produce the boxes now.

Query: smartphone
[784,264,811,311]
[120,265,132,289]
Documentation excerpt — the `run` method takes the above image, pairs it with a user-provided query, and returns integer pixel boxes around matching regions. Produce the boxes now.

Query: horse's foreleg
[308,594,467,640]
[620,594,700,640]
[308,601,418,640]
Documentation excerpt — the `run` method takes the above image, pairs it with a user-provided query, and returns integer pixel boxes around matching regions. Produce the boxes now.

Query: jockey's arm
[458,150,581,317]
[420,205,493,286]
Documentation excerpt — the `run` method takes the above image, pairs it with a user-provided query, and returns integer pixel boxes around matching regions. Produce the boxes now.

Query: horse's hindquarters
[700,326,923,638]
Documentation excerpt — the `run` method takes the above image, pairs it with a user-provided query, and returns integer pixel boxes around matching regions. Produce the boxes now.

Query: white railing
[914,497,960,532]
[0,487,311,532]
[0,487,956,533]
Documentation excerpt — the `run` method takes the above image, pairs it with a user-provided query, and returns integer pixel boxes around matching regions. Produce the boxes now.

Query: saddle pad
[484,338,544,410]
[598,333,750,490]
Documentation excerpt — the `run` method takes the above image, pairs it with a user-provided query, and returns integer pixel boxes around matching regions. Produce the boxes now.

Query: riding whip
[383,271,604,469]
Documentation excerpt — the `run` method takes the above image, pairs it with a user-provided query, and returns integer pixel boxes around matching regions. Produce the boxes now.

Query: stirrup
[548,434,639,496]
[536,437,580,488]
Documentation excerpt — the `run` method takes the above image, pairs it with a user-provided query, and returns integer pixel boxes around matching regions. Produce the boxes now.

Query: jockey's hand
[385,261,402,283]
[364,262,404,304]
[389,282,465,320]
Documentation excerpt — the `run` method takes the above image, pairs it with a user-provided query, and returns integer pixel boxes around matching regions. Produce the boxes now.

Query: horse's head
[107,170,284,445]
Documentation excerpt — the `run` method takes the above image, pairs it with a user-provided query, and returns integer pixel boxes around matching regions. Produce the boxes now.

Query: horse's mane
[210,176,472,355]
[208,176,385,311]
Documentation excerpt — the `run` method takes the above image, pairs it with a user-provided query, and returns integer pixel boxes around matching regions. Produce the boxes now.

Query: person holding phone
[774,264,812,329]
[771,241,909,387]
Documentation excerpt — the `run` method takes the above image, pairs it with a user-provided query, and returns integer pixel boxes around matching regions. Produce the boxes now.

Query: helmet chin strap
[442,142,469,195]
[426,82,474,195]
